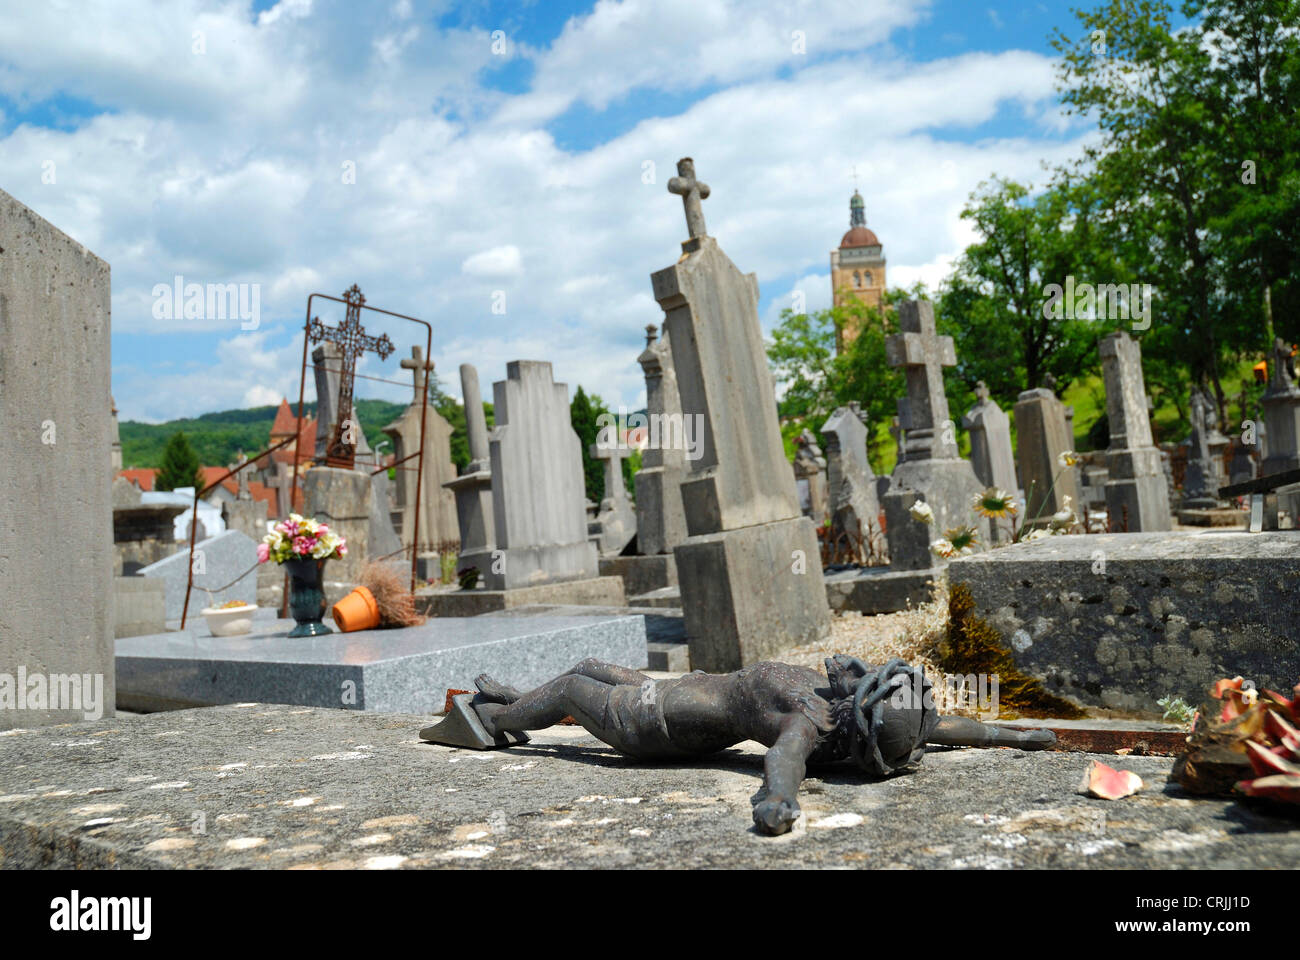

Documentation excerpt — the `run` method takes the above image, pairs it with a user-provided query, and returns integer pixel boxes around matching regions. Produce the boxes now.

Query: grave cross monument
[444,363,496,578]
[882,301,986,568]
[651,157,830,670]
[1099,330,1171,530]
[308,284,394,468]
[589,433,636,555]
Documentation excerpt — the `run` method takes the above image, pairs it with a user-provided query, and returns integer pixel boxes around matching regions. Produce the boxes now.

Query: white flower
[909,501,935,525]
[1057,450,1081,468]
[930,538,956,559]
[1024,528,1053,541]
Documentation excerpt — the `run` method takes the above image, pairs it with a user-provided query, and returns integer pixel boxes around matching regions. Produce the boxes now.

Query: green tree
[570,386,609,503]
[156,431,203,492]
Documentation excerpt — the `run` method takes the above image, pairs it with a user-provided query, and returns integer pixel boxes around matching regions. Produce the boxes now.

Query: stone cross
[1098,330,1170,531]
[235,453,251,501]
[1270,337,1296,391]
[885,301,957,460]
[591,434,631,507]
[668,157,710,240]
[460,362,491,472]
[401,345,435,406]
[308,284,395,468]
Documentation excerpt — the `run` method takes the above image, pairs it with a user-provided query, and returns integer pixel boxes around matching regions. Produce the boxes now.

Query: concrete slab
[416,575,625,617]
[115,614,647,714]
[824,566,939,614]
[2,703,1297,869]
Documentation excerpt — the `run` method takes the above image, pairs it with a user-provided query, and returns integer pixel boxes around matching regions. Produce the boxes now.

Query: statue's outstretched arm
[752,715,819,836]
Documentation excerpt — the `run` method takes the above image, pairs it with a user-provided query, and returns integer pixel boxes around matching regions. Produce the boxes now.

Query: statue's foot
[475,673,523,705]
[472,699,508,736]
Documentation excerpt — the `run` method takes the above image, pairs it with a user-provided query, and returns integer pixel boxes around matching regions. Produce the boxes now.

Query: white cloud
[461,245,524,277]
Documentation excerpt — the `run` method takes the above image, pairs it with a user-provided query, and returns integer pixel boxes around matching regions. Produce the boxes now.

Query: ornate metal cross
[308,284,394,468]
[668,157,710,240]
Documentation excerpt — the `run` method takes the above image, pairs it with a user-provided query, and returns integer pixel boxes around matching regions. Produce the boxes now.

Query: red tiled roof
[271,417,316,463]
[199,466,239,496]
[270,398,299,437]
[117,468,157,492]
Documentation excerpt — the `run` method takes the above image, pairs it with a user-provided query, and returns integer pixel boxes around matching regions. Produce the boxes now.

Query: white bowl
[201,604,258,637]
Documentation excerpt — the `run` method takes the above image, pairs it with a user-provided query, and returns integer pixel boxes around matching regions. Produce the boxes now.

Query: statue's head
[826,655,938,775]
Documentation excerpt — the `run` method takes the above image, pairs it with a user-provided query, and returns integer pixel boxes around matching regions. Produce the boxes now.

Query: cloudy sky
[2,0,1102,422]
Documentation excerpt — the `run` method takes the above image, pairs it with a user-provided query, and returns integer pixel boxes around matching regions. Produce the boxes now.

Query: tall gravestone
[1015,384,1081,525]
[633,324,688,555]
[962,381,1017,543]
[486,361,600,590]
[1182,386,1221,509]
[444,363,496,579]
[1099,330,1171,531]
[0,188,115,726]
[792,429,829,522]
[881,301,986,568]
[651,158,830,669]
[821,403,880,556]
[1259,338,1300,523]
[381,345,459,556]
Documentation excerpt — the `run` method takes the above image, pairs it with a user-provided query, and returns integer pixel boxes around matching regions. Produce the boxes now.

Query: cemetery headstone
[1014,383,1081,526]
[589,435,637,555]
[486,361,601,590]
[444,363,496,580]
[632,324,688,555]
[1182,386,1221,509]
[138,529,258,619]
[821,403,881,558]
[381,345,459,557]
[881,300,987,568]
[962,381,1017,542]
[0,188,115,727]
[1098,330,1171,531]
[1260,338,1300,492]
[651,157,830,669]
[792,429,829,523]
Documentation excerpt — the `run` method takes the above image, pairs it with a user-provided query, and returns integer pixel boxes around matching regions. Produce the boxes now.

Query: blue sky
[0,0,1118,423]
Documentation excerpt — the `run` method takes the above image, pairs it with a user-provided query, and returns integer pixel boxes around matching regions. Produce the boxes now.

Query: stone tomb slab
[947,531,1300,714]
[4,703,1300,869]
[116,613,647,713]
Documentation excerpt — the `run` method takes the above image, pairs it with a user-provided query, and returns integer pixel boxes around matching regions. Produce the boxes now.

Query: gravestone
[1,189,115,727]
[444,363,496,581]
[881,300,987,569]
[651,158,830,669]
[1182,386,1221,509]
[1098,331,1171,531]
[1260,338,1300,522]
[589,435,636,556]
[602,325,687,597]
[962,381,1017,542]
[821,403,880,557]
[1014,384,1081,526]
[221,458,269,543]
[792,429,829,523]
[138,529,258,619]
[381,346,459,557]
[486,361,604,591]
[302,466,372,592]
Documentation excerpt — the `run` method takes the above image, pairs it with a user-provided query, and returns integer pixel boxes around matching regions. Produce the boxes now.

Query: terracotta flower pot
[332,585,380,633]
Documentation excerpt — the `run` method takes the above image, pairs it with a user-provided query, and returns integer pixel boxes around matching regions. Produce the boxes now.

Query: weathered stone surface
[792,429,829,522]
[1260,337,1300,522]
[821,404,881,559]
[598,554,677,597]
[117,613,647,713]
[382,346,459,554]
[444,363,496,578]
[221,498,268,543]
[632,324,688,556]
[882,460,986,570]
[947,531,1300,713]
[672,517,826,672]
[138,530,259,619]
[113,576,166,639]
[1099,331,1171,531]
[3,704,1298,869]
[1183,386,1222,510]
[487,361,600,590]
[0,188,115,728]
[823,566,938,614]
[302,466,371,584]
[651,162,829,668]
[1014,386,1080,523]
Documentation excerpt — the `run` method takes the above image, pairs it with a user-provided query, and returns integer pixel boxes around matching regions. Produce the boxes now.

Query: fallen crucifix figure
[419,655,1056,836]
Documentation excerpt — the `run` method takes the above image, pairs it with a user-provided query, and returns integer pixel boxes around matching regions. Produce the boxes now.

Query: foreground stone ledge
[948,531,1300,714]
[1,705,1297,869]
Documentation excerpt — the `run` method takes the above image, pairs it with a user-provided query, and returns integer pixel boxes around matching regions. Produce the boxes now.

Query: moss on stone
[940,583,1087,719]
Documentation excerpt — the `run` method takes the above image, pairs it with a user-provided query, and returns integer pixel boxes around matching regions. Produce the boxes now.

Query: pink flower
[293,536,312,555]
[337,544,348,556]
[256,543,270,564]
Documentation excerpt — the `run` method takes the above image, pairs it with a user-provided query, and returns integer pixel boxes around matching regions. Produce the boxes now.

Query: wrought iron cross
[668,157,710,239]
[308,284,394,468]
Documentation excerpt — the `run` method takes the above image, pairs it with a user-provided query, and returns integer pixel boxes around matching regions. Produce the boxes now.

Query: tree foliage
[156,431,203,492]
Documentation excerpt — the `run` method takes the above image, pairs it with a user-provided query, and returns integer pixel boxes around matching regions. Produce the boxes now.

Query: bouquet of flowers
[257,513,347,564]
